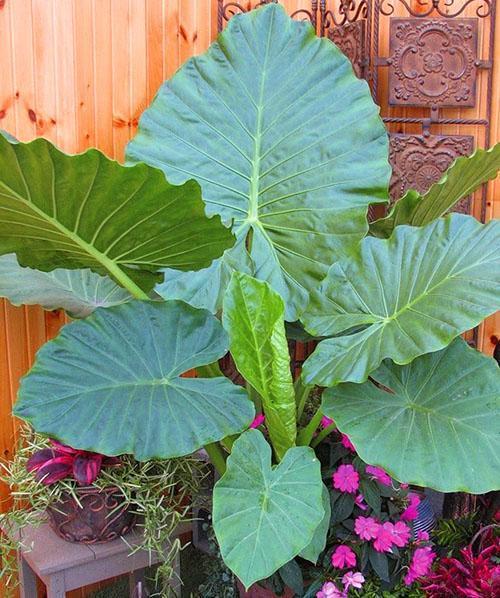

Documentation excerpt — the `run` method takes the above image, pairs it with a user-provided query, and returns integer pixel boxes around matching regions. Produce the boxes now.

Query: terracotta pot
[47,486,136,544]
[237,581,294,597]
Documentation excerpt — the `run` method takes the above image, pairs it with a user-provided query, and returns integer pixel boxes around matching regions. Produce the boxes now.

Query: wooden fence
[0,0,499,519]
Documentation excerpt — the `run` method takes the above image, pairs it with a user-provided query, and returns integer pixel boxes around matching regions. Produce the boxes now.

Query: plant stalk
[296,409,323,446]
[310,422,336,448]
[196,361,223,378]
[294,377,312,422]
[204,442,227,476]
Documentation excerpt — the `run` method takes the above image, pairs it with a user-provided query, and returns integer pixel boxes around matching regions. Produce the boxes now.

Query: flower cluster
[313,427,436,594]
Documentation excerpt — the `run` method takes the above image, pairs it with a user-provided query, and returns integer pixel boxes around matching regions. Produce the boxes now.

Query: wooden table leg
[19,557,38,598]
[129,568,147,597]
[45,572,66,598]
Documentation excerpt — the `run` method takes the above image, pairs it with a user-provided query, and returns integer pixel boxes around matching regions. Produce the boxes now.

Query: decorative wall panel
[388,18,479,107]
[327,19,366,77]
[389,134,474,212]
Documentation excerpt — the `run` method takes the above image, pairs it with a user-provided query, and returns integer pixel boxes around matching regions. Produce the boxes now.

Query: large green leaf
[0,133,234,296]
[371,143,500,238]
[14,301,254,460]
[299,484,331,563]
[213,429,324,588]
[222,272,296,460]
[0,253,132,317]
[302,214,500,386]
[155,238,253,312]
[321,339,500,493]
[126,3,390,319]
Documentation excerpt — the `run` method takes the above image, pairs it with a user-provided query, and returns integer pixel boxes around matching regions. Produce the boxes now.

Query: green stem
[103,261,150,300]
[294,377,312,422]
[196,361,223,378]
[297,410,323,446]
[204,442,227,476]
[311,422,337,448]
[246,383,262,413]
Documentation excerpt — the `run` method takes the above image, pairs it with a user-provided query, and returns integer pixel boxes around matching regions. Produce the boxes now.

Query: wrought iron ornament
[217,1,318,31]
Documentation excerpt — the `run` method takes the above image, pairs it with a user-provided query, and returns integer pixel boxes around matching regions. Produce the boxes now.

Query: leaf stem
[101,260,150,300]
[204,442,227,476]
[311,422,336,448]
[295,377,312,422]
[196,361,223,378]
[296,409,323,446]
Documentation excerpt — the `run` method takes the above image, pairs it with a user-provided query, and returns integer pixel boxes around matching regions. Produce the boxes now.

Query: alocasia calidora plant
[0,3,499,590]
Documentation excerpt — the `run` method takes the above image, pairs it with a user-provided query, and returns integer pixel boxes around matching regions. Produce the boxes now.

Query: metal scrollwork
[379,0,491,18]
[218,1,317,32]
[322,0,368,29]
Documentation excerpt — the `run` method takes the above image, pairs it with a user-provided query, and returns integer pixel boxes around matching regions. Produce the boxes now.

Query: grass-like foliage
[0,427,208,596]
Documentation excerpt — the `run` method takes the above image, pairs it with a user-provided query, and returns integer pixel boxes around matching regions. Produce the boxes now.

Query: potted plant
[0,427,207,595]
[0,3,499,596]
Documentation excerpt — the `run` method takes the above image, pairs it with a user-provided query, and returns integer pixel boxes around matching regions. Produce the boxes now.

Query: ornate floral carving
[389,134,474,213]
[327,20,366,78]
[388,18,478,107]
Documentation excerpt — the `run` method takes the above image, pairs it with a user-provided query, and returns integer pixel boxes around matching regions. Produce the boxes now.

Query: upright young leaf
[223,272,296,459]
[0,134,234,295]
[127,3,390,319]
[371,143,500,238]
[0,253,132,317]
[321,339,500,493]
[302,214,500,386]
[14,301,254,460]
[213,430,324,589]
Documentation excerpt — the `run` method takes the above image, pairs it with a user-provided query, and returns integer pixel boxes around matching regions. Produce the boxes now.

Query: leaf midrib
[0,179,148,298]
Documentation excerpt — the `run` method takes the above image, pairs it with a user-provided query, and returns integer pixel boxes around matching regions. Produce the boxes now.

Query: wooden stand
[12,522,187,597]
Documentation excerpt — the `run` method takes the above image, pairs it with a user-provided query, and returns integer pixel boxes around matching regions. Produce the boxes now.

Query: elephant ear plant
[0,3,499,591]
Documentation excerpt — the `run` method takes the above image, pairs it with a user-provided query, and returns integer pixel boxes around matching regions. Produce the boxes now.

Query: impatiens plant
[0,3,499,592]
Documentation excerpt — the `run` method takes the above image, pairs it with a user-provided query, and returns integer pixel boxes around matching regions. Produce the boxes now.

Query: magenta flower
[321,416,334,429]
[332,464,359,494]
[404,546,436,585]
[365,465,392,486]
[250,413,265,429]
[373,525,394,553]
[383,521,411,548]
[340,433,356,452]
[354,516,380,540]
[342,571,365,590]
[416,530,430,542]
[401,492,421,521]
[316,581,345,598]
[354,493,368,511]
[331,545,357,569]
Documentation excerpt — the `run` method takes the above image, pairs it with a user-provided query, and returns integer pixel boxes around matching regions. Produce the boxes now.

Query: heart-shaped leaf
[0,133,234,296]
[371,143,500,238]
[321,339,500,493]
[0,253,132,317]
[127,3,390,319]
[302,214,500,386]
[213,429,324,588]
[14,301,254,460]
[299,484,331,563]
[222,272,296,460]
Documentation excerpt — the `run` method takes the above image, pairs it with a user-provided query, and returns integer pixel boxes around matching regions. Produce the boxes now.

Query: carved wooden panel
[389,134,474,213]
[327,20,365,78]
[388,18,478,107]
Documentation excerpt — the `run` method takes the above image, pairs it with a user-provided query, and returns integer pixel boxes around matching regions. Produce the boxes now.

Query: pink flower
[332,464,359,494]
[316,581,345,598]
[401,492,421,522]
[416,530,429,542]
[354,493,368,511]
[404,547,436,585]
[383,521,411,548]
[250,413,265,429]
[354,516,380,541]
[340,433,356,452]
[400,483,409,490]
[373,525,394,553]
[321,416,334,429]
[331,545,357,569]
[342,571,365,590]
[365,465,392,486]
